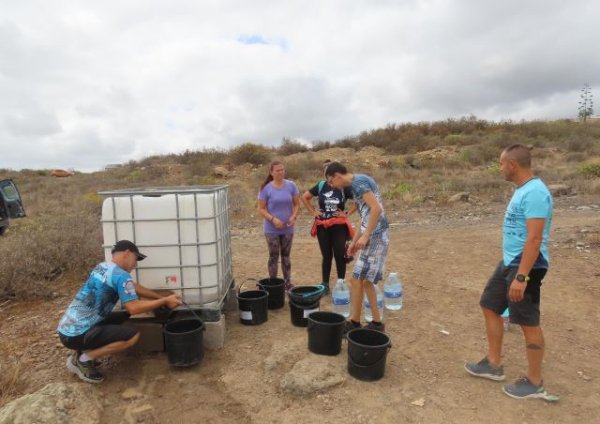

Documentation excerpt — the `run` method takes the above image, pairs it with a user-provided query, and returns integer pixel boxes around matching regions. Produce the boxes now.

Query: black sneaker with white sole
[66,353,104,384]
[366,321,385,332]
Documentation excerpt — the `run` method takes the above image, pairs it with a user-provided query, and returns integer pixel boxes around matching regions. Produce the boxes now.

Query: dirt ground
[1,200,599,424]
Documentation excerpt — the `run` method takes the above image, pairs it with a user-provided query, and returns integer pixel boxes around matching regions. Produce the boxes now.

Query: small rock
[548,184,572,197]
[281,356,345,395]
[212,166,230,178]
[121,387,143,400]
[576,206,592,211]
[411,398,426,407]
[449,192,470,203]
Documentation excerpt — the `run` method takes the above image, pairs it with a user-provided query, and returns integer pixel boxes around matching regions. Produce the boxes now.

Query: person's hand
[508,280,526,302]
[347,240,357,256]
[272,217,285,229]
[287,215,297,227]
[164,294,183,309]
[312,209,322,218]
[355,234,369,250]
[334,210,347,218]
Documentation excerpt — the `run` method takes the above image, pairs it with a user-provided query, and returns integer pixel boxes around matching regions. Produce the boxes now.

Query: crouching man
[57,240,182,383]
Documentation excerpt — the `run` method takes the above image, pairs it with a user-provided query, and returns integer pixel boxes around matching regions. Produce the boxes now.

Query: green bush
[579,163,600,178]
[384,182,413,199]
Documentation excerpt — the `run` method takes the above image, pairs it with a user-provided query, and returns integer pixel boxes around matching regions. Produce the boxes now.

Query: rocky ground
[1,195,599,424]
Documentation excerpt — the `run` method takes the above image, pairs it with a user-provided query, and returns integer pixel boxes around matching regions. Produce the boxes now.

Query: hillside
[1,117,600,300]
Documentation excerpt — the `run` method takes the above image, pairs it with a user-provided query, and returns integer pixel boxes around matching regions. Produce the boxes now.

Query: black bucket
[237,281,269,325]
[307,311,346,355]
[289,299,320,327]
[347,328,392,381]
[258,278,286,309]
[163,318,205,368]
[288,285,325,306]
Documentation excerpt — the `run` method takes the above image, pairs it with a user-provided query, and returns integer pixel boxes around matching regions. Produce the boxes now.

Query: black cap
[111,240,147,261]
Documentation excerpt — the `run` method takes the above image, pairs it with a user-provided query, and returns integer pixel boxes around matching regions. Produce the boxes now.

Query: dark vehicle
[0,179,26,236]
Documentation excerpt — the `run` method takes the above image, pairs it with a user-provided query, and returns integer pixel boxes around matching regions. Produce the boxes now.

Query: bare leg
[349,277,364,322]
[482,307,504,366]
[521,325,544,385]
[84,333,140,360]
[363,281,381,322]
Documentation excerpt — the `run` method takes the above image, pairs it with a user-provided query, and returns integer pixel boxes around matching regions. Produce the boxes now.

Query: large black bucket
[289,299,320,327]
[307,311,345,355]
[288,285,325,306]
[164,318,205,368]
[347,328,392,381]
[237,281,269,325]
[258,278,286,309]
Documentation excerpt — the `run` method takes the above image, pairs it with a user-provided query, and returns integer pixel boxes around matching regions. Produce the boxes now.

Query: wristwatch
[516,274,530,283]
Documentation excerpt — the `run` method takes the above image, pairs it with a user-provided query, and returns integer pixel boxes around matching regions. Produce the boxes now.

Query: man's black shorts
[479,261,546,326]
[59,325,138,352]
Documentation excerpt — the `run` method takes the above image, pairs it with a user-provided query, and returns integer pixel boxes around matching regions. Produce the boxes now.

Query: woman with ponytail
[257,161,300,290]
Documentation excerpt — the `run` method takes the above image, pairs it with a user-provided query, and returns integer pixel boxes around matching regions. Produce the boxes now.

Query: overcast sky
[1,0,599,171]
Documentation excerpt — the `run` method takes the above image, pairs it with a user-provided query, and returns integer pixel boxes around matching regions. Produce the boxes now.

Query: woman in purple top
[257,161,300,290]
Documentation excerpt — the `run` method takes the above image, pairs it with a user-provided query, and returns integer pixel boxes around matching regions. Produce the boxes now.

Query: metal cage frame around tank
[98,185,234,319]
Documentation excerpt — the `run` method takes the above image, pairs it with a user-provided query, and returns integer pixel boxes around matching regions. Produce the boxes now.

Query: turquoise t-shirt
[503,178,553,268]
[57,262,139,336]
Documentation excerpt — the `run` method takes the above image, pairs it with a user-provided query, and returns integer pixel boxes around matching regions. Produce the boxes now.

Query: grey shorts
[480,261,546,326]
[352,231,389,284]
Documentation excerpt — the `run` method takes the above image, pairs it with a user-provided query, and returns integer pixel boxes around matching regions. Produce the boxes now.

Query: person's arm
[134,283,173,300]
[301,191,321,218]
[258,199,284,228]
[508,218,545,302]
[123,296,182,316]
[354,191,381,250]
[287,195,301,226]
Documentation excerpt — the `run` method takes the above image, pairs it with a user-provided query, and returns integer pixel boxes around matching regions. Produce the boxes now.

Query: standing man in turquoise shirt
[465,144,554,400]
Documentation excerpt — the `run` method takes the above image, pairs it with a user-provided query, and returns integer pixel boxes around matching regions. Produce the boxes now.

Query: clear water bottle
[364,285,384,322]
[501,308,510,331]
[384,273,403,311]
[331,279,350,318]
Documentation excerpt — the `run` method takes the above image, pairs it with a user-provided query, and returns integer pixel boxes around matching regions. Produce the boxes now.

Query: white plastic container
[99,186,232,311]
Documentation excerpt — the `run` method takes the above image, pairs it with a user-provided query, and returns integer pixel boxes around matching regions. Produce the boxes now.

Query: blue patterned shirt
[351,174,389,235]
[57,262,138,336]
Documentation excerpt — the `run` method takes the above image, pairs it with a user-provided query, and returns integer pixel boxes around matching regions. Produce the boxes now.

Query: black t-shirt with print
[308,181,353,220]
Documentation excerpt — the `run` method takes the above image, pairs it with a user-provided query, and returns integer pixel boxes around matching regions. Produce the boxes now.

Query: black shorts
[479,261,546,326]
[59,325,138,352]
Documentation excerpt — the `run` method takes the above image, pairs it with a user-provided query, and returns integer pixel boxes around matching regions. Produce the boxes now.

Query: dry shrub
[282,157,323,183]
[277,138,309,156]
[0,212,102,299]
[229,143,273,166]
[0,361,25,406]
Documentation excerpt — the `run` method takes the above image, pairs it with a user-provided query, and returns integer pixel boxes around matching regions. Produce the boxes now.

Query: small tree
[578,83,594,122]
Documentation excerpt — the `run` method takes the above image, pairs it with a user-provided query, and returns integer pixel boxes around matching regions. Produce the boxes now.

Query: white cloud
[1,0,599,171]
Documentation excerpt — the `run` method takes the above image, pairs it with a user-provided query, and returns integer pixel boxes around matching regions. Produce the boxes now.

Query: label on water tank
[240,310,253,320]
[303,307,319,318]
[384,291,402,298]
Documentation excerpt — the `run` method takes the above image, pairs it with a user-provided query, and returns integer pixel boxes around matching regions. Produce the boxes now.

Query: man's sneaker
[66,353,104,384]
[503,376,547,400]
[366,321,385,332]
[285,282,295,291]
[464,356,506,381]
[343,320,362,335]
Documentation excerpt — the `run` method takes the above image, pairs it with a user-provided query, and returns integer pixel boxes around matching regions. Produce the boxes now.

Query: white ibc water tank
[99,186,232,308]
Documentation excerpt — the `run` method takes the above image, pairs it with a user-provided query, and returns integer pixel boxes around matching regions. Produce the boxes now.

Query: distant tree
[578,83,594,122]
